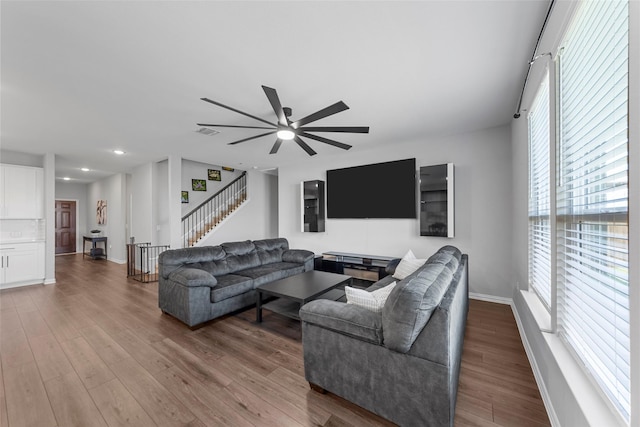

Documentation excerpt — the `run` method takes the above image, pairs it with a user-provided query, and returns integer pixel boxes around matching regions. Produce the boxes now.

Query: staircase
[181,172,247,247]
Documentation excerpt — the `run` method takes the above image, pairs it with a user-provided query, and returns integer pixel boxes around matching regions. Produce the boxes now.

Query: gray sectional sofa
[299,245,468,427]
[158,238,314,327]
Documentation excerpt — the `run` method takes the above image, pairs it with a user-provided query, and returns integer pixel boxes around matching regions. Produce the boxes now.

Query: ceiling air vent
[195,127,219,136]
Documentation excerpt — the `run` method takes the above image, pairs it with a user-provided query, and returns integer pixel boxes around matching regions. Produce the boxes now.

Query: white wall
[155,160,170,245]
[55,181,89,253]
[87,174,127,263]
[129,163,153,244]
[0,149,43,167]
[197,170,278,246]
[278,124,513,298]
[181,159,242,217]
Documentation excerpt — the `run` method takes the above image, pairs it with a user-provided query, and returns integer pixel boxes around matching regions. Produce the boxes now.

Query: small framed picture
[208,169,221,181]
[181,191,189,203]
[192,179,207,191]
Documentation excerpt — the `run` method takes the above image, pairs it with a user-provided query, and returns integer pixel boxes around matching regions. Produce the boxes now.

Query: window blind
[556,0,629,420]
[528,71,552,309]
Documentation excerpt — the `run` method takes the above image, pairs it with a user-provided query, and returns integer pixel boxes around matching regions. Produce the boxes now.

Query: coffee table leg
[256,290,263,323]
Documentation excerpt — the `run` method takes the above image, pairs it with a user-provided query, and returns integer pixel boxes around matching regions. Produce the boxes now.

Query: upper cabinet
[302,180,325,232]
[0,164,44,219]
[420,163,454,238]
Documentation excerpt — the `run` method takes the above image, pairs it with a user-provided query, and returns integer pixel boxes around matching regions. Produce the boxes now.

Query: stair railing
[181,171,247,247]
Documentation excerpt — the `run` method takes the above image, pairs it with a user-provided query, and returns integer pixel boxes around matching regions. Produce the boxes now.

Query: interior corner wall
[87,173,127,263]
[196,170,278,246]
[155,160,170,245]
[55,181,89,252]
[277,124,514,298]
[180,159,243,217]
[129,163,153,244]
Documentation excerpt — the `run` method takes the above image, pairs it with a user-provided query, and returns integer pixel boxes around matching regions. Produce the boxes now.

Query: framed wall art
[181,191,189,203]
[192,179,207,191]
[96,200,107,224]
[208,169,221,181]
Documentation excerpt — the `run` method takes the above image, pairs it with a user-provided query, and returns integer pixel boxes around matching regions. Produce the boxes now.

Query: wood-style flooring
[0,254,550,426]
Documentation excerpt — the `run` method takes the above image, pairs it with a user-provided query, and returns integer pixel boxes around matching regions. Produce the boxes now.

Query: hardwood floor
[0,254,550,426]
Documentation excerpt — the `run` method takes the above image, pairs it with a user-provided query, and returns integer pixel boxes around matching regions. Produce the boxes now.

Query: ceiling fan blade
[300,126,369,133]
[262,86,288,126]
[300,132,352,150]
[201,97,277,127]
[228,131,276,145]
[293,136,317,156]
[291,101,349,128]
[197,123,275,130]
[270,139,283,154]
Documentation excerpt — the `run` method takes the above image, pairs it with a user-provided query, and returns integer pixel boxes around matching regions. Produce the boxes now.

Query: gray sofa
[158,238,314,327]
[299,246,468,427]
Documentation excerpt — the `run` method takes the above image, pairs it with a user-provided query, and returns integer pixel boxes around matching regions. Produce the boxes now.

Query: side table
[83,236,108,260]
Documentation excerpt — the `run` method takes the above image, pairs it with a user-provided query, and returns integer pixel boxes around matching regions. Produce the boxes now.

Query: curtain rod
[513,0,556,119]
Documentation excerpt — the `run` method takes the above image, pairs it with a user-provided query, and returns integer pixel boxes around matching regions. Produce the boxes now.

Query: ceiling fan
[197,85,369,156]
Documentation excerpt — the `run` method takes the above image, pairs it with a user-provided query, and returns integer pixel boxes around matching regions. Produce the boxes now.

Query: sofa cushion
[159,245,227,278]
[426,245,462,273]
[345,282,396,313]
[382,262,453,353]
[222,240,261,273]
[236,263,304,287]
[282,249,314,264]
[210,274,254,302]
[168,268,217,287]
[254,238,288,264]
[299,299,384,345]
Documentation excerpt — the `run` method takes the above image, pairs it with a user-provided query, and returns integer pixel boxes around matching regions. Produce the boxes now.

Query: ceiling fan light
[277,129,295,140]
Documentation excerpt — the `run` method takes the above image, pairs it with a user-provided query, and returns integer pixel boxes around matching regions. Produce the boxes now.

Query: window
[528,71,552,309]
[556,0,629,421]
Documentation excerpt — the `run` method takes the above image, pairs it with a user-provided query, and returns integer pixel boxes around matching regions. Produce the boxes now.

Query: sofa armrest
[299,300,383,345]
[385,258,401,275]
[282,249,314,264]
[168,268,217,288]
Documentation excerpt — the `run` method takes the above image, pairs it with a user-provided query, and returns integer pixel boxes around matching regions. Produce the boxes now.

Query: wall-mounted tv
[327,158,416,219]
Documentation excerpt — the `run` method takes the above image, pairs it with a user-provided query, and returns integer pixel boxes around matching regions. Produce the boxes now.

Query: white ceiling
[1,0,549,183]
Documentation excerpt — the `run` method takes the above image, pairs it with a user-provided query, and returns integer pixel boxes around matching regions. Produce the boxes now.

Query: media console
[315,251,398,283]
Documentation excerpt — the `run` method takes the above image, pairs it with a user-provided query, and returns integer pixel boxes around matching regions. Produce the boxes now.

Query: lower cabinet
[0,242,45,289]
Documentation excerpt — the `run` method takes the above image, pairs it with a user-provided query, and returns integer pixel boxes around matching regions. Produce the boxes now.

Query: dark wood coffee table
[256,270,352,322]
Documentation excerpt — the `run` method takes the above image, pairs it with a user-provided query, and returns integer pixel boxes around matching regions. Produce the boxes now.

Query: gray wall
[278,124,513,299]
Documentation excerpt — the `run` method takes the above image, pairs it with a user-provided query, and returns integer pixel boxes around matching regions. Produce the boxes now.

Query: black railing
[126,242,170,283]
[181,172,247,247]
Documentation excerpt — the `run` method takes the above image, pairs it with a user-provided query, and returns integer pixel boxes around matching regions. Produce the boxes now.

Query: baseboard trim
[44,279,56,285]
[469,292,513,305]
[510,297,561,427]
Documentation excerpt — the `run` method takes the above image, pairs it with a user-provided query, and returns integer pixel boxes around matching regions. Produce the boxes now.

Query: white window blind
[556,0,629,420]
[528,71,552,309]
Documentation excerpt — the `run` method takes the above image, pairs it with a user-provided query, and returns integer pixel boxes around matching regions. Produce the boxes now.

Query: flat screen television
[327,158,416,219]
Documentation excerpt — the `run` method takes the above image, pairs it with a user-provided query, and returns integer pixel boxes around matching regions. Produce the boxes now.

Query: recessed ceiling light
[81,168,90,172]
[63,177,71,181]
[113,150,125,155]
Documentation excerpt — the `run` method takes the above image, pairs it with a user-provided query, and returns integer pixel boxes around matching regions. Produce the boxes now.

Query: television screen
[327,158,416,219]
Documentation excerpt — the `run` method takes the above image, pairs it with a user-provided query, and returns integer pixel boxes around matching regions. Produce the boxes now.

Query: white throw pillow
[393,250,427,280]
[345,282,396,313]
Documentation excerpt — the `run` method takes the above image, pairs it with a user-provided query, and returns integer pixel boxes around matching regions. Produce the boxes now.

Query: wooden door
[55,200,76,254]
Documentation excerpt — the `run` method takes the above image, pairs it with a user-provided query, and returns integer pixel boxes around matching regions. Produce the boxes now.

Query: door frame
[55,199,80,255]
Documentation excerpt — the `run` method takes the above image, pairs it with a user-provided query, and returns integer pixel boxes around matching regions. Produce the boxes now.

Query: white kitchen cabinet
[0,164,44,219]
[0,242,45,288]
